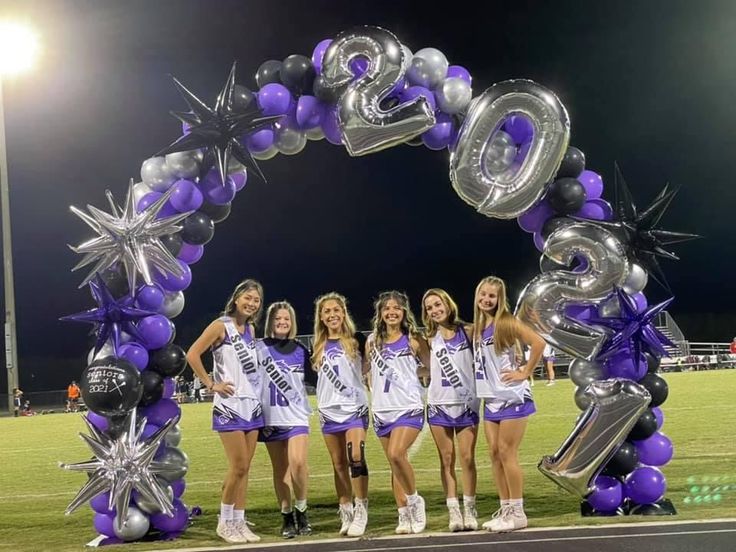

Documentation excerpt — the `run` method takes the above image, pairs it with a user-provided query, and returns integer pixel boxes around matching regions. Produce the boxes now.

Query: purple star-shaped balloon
[590,287,674,361]
[61,274,156,354]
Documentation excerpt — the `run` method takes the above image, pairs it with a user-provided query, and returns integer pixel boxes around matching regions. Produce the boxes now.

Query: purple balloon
[138,315,174,350]
[257,83,292,116]
[588,198,613,220]
[162,377,176,399]
[199,170,236,206]
[230,171,247,192]
[446,65,472,85]
[137,192,178,218]
[634,431,673,466]
[177,242,204,265]
[140,420,163,441]
[624,466,667,505]
[517,200,555,234]
[86,411,109,432]
[141,398,181,427]
[90,491,114,515]
[566,304,595,321]
[572,254,590,273]
[136,284,164,311]
[631,291,648,313]
[401,86,436,112]
[245,128,275,153]
[94,512,116,537]
[350,57,369,78]
[578,170,604,200]
[150,499,188,532]
[311,38,332,74]
[652,406,664,429]
[575,201,606,220]
[155,260,192,293]
[389,77,407,97]
[119,342,149,372]
[321,107,343,145]
[587,475,623,513]
[504,115,534,144]
[170,478,186,498]
[533,231,546,252]
[606,350,648,381]
[295,95,324,129]
[169,179,203,213]
[421,113,454,150]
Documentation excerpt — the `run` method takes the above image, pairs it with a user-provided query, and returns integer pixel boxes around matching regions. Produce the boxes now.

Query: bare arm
[501,319,545,382]
[362,336,373,391]
[185,320,235,397]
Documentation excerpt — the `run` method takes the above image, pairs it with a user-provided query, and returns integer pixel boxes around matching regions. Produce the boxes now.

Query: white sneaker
[408,494,426,534]
[216,517,248,543]
[338,504,353,536]
[233,519,261,543]
[481,506,509,531]
[463,504,479,531]
[347,500,368,537]
[448,505,463,532]
[546,380,556,386]
[488,506,528,532]
[395,509,412,534]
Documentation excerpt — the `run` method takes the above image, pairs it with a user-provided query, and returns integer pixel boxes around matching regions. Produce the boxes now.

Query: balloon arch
[60,25,689,543]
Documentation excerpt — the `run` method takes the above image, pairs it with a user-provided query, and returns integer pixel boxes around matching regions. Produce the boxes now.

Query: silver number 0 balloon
[517,222,631,360]
[321,26,435,156]
[449,79,570,219]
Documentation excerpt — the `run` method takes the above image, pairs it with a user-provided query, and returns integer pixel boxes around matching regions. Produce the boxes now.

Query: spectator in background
[730,337,736,355]
[67,380,81,412]
[13,388,23,417]
[542,345,556,386]
[193,376,203,403]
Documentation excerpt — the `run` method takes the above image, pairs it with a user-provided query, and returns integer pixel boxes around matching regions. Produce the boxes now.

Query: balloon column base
[581,498,677,517]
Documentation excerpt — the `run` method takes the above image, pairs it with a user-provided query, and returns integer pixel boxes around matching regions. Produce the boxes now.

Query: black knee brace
[347,441,368,478]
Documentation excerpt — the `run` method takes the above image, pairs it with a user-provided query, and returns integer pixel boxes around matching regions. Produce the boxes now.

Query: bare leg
[483,421,510,500]
[219,431,255,509]
[266,440,292,511]
[323,432,352,505]
[346,427,369,499]
[496,418,529,498]
[456,424,478,498]
[429,424,457,498]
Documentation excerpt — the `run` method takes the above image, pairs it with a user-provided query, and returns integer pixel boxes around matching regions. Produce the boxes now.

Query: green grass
[1,371,735,551]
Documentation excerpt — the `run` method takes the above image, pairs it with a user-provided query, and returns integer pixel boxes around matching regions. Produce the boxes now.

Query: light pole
[0,21,40,413]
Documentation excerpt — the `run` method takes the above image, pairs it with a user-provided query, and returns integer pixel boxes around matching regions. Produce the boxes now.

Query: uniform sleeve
[302,345,318,387]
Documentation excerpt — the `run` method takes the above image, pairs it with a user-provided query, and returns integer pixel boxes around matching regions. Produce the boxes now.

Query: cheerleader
[186,279,264,544]
[366,291,431,534]
[257,301,316,538]
[422,289,479,532]
[472,276,544,532]
[312,293,370,537]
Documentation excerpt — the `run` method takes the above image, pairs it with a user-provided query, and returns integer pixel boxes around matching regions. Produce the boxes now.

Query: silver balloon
[516,222,630,360]
[574,386,593,410]
[161,291,185,319]
[252,145,278,160]
[406,47,448,89]
[400,43,413,73]
[135,481,174,514]
[140,157,177,192]
[155,446,189,482]
[321,25,435,156]
[113,506,150,541]
[87,341,115,364]
[164,424,182,448]
[483,130,517,175]
[598,294,621,318]
[449,79,570,219]
[274,125,307,155]
[435,77,472,115]
[569,358,605,387]
[623,263,648,294]
[131,181,153,207]
[305,126,325,141]
[538,379,651,497]
[164,150,200,180]
[227,156,244,173]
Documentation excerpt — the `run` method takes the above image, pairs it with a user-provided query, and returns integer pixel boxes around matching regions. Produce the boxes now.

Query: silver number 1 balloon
[321,25,435,156]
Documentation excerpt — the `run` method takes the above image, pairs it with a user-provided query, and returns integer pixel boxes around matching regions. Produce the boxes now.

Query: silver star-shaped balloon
[69,180,191,292]
[60,411,177,529]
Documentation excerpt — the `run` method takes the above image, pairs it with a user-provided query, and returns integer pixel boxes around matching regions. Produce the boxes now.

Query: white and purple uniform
[316,339,369,434]
[369,334,425,437]
[543,344,555,362]
[211,317,264,432]
[427,328,480,428]
[256,338,313,442]
[474,324,535,422]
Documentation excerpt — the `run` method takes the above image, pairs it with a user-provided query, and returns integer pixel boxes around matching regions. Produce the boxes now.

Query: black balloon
[556,146,586,178]
[644,352,661,373]
[98,266,129,298]
[160,233,183,257]
[547,177,587,214]
[541,216,574,240]
[255,60,282,88]
[149,344,187,378]
[139,369,164,407]
[81,356,143,417]
[230,84,256,114]
[180,212,215,245]
[280,54,316,96]
[198,201,231,223]
[628,409,658,440]
[313,75,341,103]
[602,441,639,477]
[639,373,669,407]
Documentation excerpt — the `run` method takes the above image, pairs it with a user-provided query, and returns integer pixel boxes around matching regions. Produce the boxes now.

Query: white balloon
[165,151,200,179]
[131,181,153,207]
[623,263,648,294]
[141,157,176,192]
[252,146,278,160]
[161,291,185,318]
[305,126,325,141]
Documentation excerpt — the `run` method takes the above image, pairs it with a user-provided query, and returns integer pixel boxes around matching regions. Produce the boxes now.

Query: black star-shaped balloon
[590,287,675,361]
[577,163,699,291]
[157,62,281,185]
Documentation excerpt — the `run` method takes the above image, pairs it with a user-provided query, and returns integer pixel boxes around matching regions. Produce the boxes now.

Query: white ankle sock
[508,498,524,510]
[295,499,307,512]
[446,497,460,508]
[355,497,368,507]
[398,506,409,516]
[463,495,476,508]
[233,509,245,521]
[220,503,234,521]
[406,492,419,505]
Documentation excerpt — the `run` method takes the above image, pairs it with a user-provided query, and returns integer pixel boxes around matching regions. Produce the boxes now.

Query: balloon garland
[60,25,696,543]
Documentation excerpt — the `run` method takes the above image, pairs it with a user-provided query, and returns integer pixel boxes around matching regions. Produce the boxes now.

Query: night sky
[1,0,734,392]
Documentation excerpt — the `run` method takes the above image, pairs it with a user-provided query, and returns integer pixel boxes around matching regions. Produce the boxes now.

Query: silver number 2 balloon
[321,25,435,156]
[449,79,570,219]
[517,222,631,360]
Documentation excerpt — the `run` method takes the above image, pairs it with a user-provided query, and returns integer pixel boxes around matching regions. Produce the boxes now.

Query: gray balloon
[436,77,472,115]
[161,291,185,319]
[305,126,325,141]
[164,424,182,447]
[113,506,150,541]
[165,151,200,179]
[275,125,307,155]
[484,130,517,175]
[598,294,621,318]
[574,386,593,411]
[623,263,648,294]
[450,79,569,219]
[131,181,153,207]
[321,26,435,156]
[135,482,174,514]
[400,43,413,72]
[569,359,604,387]
[87,341,115,365]
[140,157,176,192]
[155,446,189,482]
[406,47,448,89]
[252,145,278,160]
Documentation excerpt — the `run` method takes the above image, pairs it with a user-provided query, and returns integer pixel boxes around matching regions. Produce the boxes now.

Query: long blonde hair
[312,292,358,365]
[472,276,517,354]
[222,279,264,325]
[421,288,463,338]
[371,290,421,350]
[264,301,298,339]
